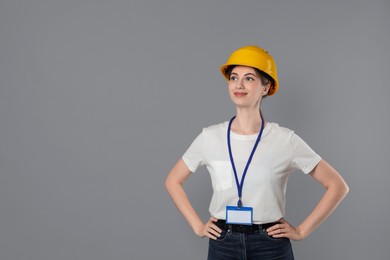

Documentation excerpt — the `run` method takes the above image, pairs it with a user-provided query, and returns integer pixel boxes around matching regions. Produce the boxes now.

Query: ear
[262,84,270,96]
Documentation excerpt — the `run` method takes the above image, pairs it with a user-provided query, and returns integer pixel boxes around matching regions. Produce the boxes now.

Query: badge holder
[226,206,253,225]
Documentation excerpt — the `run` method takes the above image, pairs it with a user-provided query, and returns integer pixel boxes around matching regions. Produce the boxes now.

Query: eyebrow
[230,72,257,77]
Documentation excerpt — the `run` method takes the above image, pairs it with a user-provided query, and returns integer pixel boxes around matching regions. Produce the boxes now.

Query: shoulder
[202,121,229,133]
[266,122,295,138]
[196,121,229,142]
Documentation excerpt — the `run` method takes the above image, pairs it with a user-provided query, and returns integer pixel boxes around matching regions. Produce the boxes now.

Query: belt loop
[228,224,233,233]
[259,224,264,232]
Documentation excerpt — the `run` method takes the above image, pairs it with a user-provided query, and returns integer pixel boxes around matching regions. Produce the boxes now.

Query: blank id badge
[226,206,253,225]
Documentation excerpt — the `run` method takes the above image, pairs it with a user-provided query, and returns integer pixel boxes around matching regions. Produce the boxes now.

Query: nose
[235,78,245,89]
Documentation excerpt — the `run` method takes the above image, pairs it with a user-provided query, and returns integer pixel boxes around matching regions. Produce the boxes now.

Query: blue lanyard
[227,116,265,208]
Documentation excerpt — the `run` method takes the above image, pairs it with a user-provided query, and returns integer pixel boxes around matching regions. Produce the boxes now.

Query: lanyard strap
[227,116,265,208]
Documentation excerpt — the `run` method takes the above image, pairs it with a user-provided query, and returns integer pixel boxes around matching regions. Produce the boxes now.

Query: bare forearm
[165,159,221,240]
[268,160,349,241]
[165,181,204,234]
[298,182,349,238]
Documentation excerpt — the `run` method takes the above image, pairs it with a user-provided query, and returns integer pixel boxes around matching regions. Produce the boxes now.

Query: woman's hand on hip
[195,217,222,240]
[266,218,305,241]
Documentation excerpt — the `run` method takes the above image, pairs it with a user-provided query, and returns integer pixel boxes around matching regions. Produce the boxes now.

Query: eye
[245,76,255,81]
[229,76,238,81]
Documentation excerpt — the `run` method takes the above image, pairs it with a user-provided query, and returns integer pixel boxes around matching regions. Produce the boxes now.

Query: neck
[231,107,265,135]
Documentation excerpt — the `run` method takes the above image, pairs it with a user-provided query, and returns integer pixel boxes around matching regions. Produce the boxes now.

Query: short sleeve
[182,131,205,173]
[291,133,322,174]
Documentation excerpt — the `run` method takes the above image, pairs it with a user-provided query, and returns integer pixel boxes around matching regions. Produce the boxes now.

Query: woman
[165,45,349,259]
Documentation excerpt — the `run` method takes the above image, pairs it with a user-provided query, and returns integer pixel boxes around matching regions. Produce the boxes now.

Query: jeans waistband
[215,219,279,234]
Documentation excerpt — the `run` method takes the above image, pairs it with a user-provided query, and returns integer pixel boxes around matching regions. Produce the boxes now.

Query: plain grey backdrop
[1,0,389,259]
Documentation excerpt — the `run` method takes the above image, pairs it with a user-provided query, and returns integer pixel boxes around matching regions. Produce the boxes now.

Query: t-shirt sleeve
[291,132,322,174]
[182,131,205,173]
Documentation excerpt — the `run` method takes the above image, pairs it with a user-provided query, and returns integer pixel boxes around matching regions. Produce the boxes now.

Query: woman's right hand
[195,217,222,240]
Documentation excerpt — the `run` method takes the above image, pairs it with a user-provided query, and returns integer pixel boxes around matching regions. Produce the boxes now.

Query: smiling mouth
[234,92,247,97]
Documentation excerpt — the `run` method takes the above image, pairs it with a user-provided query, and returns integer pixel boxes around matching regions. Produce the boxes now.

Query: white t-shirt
[182,121,321,224]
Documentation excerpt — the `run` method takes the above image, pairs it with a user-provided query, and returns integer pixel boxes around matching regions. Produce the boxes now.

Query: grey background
[0,0,389,259]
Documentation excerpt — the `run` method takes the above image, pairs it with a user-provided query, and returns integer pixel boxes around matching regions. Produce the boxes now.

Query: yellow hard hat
[220,46,278,96]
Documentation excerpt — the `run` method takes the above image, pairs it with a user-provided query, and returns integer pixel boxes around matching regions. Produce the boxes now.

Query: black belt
[215,220,279,234]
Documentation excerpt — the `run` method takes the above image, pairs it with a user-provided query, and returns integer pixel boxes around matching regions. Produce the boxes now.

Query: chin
[233,102,252,108]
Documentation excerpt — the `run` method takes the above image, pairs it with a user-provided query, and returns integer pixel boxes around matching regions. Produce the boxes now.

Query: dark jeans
[208,229,294,260]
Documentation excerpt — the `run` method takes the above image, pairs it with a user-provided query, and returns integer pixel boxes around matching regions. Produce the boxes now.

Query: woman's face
[227,66,269,109]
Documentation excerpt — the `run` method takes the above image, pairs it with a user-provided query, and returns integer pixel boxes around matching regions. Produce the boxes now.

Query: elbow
[339,175,350,197]
[334,180,349,199]
[165,179,175,197]
[342,182,350,197]
[165,175,180,194]
[165,177,173,192]
[327,179,349,200]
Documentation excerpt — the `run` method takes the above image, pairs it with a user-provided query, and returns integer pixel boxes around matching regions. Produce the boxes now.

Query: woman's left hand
[266,218,305,241]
